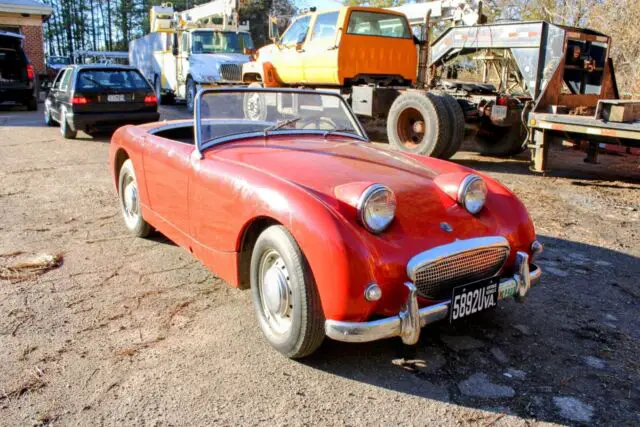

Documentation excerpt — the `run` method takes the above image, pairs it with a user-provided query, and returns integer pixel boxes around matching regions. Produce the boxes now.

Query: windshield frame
[194,88,369,155]
[190,30,253,54]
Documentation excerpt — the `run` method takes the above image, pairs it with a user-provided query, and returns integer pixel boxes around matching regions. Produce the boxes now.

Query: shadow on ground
[303,235,640,425]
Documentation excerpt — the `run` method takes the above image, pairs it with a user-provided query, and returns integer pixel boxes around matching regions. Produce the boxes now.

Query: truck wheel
[437,94,466,159]
[154,76,165,105]
[250,225,325,359]
[243,82,267,121]
[186,78,196,113]
[475,122,527,157]
[387,91,451,157]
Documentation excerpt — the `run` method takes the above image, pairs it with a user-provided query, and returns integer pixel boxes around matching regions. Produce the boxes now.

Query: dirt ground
[1,105,638,426]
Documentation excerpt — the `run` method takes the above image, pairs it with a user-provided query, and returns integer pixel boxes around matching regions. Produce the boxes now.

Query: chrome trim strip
[406,236,510,282]
[325,252,541,344]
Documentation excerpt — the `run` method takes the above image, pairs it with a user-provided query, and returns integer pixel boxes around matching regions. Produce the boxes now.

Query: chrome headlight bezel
[357,184,396,234]
[457,174,487,214]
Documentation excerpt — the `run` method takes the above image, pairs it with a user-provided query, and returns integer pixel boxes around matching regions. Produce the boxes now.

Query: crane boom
[388,0,481,27]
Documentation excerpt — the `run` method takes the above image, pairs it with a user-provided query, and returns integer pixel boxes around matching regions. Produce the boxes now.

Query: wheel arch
[236,216,283,290]
[113,148,130,191]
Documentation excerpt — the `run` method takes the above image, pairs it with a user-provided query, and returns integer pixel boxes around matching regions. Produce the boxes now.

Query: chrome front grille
[409,239,510,300]
[219,64,242,82]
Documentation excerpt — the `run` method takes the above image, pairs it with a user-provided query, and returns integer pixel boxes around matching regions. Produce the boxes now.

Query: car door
[141,134,192,245]
[53,68,73,120]
[302,11,340,84]
[45,69,64,118]
[271,15,311,84]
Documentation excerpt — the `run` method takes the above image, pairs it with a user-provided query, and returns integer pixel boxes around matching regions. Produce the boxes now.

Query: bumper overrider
[325,240,542,345]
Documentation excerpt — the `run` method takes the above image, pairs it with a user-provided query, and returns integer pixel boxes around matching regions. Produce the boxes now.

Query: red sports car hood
[210,135,532,254]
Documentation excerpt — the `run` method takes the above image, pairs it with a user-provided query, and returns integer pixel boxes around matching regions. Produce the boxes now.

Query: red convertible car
[109,88,542,358]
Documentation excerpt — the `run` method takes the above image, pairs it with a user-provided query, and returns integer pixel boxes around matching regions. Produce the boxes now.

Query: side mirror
[295,42,304,52]
[268,16,280,43]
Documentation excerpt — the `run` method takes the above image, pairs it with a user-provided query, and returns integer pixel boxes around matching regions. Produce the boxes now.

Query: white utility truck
[130,0,253,111]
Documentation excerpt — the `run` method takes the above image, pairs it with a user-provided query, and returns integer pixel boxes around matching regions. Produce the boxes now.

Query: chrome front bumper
[325,252,541,344]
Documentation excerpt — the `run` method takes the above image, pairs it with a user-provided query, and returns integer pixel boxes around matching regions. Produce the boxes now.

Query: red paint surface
[109,123,537,322]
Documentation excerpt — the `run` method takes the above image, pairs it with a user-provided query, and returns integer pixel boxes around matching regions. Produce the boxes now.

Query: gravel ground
[0,105,638,426]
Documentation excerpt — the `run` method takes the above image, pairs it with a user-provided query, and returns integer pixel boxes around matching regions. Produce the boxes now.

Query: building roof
[0,0,53,16]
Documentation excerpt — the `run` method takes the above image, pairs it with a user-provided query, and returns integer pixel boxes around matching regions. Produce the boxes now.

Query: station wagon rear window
[77,69,151,90]
[347,11,411,39]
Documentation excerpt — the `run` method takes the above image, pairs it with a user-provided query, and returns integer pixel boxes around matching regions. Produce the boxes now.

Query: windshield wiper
[323,127,357,138]
[263,116,301,135]
[80,75,112,91]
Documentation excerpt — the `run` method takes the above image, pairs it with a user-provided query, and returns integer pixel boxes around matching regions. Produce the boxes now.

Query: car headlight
[357,184,396,234]
[457,174,487,214]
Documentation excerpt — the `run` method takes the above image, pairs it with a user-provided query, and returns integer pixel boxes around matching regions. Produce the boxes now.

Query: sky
[294,0,344,11]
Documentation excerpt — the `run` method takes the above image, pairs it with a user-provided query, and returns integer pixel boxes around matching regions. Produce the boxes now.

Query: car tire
[43,103,56,126]
[60,109,77,139]
[243,82,268,121]
[387,91,451,157]
[186,77,196,113]
[118,159,152,238]
[250,225,325,359]
[436,93,466,159]
[27,97,38,111]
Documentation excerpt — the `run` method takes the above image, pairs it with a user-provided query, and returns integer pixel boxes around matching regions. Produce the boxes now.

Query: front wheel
[243,82,267,121]
[250,225,325,358]
[186,78,196,113]
[60,109,77,139]
[118,159,151,237]
[43,103,56,126]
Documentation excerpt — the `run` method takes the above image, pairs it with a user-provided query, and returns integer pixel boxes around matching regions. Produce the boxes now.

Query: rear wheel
[118,159,151,237]
[437,94,466,159]
[387,91,451,157]
[60,109,77,139]
[474,121,527,157]
[243,82,267,121]
[250,225,325,358]
[186,78,196,113]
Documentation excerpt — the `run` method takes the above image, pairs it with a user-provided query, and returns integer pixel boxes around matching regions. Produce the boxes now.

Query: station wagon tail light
[71,95,88,105]
[26,64,34,80]
[144,94,158,105]
[357,184,396,234]
[457,174,487,214]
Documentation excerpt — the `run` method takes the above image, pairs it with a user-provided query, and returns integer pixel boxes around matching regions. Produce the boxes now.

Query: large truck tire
[474,121,527,157]
[435,93,465,159]
[243,82,268,121]
[154,76,174,105]
[387,91,451,158]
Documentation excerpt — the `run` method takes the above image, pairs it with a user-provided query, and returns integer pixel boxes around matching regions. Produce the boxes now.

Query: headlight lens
[458,174,487,214]
[357,184,396,233]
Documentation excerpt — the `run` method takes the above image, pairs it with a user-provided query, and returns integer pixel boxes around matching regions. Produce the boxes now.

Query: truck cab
[242,7,417,88]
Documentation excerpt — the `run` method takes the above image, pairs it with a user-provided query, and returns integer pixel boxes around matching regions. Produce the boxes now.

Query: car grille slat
[220,64,242,82]
[413,247,509,299]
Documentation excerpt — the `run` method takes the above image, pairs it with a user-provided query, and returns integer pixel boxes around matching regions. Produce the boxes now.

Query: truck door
[271,15,311,84]
[302,11,340,85]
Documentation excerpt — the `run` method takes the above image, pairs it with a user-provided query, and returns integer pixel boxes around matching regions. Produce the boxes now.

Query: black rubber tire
[60,109,77,139]
[43,103,56,126]
[435,93,465,159]
[475,121,527,157]
[387,91,451,157]
[250,225,325,359]
[186,78,196,113]
[27,97,38,111]
[243,82,268,121]
[118,159,152,238]
[154,76,166,105]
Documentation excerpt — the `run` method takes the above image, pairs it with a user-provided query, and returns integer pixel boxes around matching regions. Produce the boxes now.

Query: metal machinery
[429,20,640,171]
[130,0,253,111]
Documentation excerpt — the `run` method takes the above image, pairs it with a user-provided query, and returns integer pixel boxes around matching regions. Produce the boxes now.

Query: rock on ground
[553,396,594,423]
[458,373,515,399]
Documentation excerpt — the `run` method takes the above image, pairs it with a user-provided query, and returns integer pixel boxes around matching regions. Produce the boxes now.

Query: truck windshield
[347,11,411,39]
[191,31,254,54]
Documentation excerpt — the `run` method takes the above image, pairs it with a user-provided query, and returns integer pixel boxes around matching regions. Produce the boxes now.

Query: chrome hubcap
[121,174,139,227]
[246,93,261,119]
[187,83,194,110]
[259,250,292,335]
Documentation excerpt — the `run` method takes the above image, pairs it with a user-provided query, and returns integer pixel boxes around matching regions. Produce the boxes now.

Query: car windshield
[77,69,151,91]
[191,31,254,54]
[197,89,366,147]
[347,11,411,39]
[48,56,69,65]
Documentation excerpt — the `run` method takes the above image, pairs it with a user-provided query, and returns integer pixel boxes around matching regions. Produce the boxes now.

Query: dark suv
[0,30,38,110]
[44,65,160,139]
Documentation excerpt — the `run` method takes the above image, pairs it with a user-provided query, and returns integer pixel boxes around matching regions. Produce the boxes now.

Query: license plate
[491,105,508,120]
[107,94,125,102]
[450,277,499,323]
